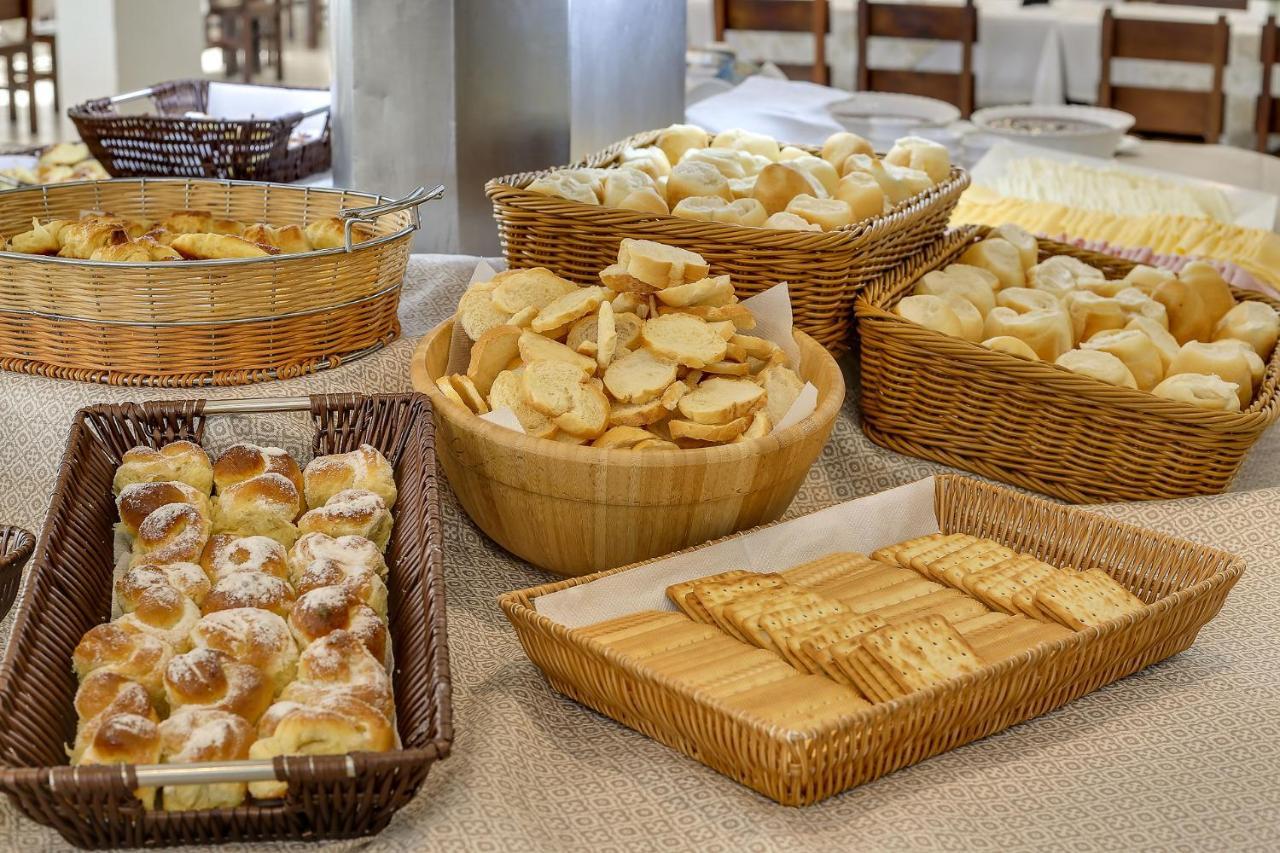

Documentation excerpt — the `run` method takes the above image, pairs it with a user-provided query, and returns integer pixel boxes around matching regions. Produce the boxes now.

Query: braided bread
[70,672,158,763]
[201,534,290,583]
[163,648,273,724]
[212,444,303,495]
[117,481,211,538]
[203,571,296,619]
[189,608,298,695]
[290,629,393,719]
[288,586,388,667]
[112,441,213,495]
[132,503,211,567]
[288,533,387,582]
[212,472,302,548]
[116,562,211,610]
[297,489,392,552]
[158,708,254,811]
[115,585,201,653]
[73,623,173,710]
[77,713,162,807]
[294,558,388,620]
[302,444,397,509]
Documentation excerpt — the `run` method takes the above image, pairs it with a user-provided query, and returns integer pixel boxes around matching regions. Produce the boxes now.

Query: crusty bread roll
[1075,278,1129,298]
[785,194,853,230]
[158,707,254,810]
[1126,316,1181,372]
[1112,287,1169,328]
[1081,329,1165,391]
[1124,264,1176,293]
[201,534,290,583]
[667,160,734,208]
[164,647,273,724]
[1028,255,1104,298]
[786,155,840,195]
[1168,340,1255,407]
[840,153,886,183]
[71,671,158,763]
[990,223,1038,270]
[713,197,768,226]
[680,147,752,179]
[171,233,276,260]
[133,502,212,567]
[941,293,984,342]
[116,585,201,653]
[212,472,303,548]
[302,444,397,509]
[727,175,757,200]
[293,557,389,619]
[916,269,996,316]
[821,131,874,170]
[1152,277,1211,344]
[242,223,311,255]
[73,623,174,710]
[213,443,303,495]
[833,171,886,221]
[1213,339,1265,386]
[711,127,780,161]
[752,162,824,214]
[895,294,963,338]
[655,124,710,165]
[1056,349,1138,388]
[1179,261,1236,331]
[289,532,387,580]
[671,195,729,222]
[616,187,669,214]
[1151,373,1241,411]
[959,239,1025,290]
[113,441,213,495]
[983,306,1073,361]
[77,713,162,807]
[996,287,1059,315]
[116,562,211,611]
[884,136,951,183]
[289,586,389,668]
[981,336,1039,361]
[878,164,932,205]
[601,169,656,207]
[1214,300,1279,357]
[204,570,296,619]
[190,607,298,695]
[763,211,821,231]
[526,172,600,205]
[117,480,211,538]
[1065,291,1128,343]
[292,629,394,719]
[619,146,672,179]
[297,488,394,551]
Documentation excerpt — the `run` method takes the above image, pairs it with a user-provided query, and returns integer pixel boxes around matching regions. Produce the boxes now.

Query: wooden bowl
[411,320,845,576]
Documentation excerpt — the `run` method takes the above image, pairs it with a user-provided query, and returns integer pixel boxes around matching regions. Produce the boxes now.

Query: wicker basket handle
[339,184,445,252]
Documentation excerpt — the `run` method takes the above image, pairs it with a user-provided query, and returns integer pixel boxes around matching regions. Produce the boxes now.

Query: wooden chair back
[1098,8,1228,143]
[1125,0,1246,10]
[856,0,977,118]
[713,0,831,85]
[1257,16,1280,150]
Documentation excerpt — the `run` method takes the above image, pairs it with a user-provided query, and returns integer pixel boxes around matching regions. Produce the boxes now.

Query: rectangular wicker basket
[0,393,452,849]
[485,128,969,354]
[855,227,1280,503]
[500,475,1242,807]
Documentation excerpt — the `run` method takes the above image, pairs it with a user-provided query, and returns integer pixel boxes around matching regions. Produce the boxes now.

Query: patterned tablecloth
[0,255,1277,852]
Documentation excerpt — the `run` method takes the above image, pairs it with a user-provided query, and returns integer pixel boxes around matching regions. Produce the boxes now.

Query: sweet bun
[916,269,996,316]
[297,488,394,552]
[1168,340,1255,407]
[984,307,1073,362]
[292,629,394,719]
[959,239,1025,289]
[212,472,302,548]
[784,195,853,231]
[1065,292,1128,343]
[201,534,290,582]
[117,481,211,538]
[752,162,823,215]
[190,607,299,695]
[833,171,886,221]
[288,532,387,581]
[786,155,840,195]
[212,443,303,495]
[763,211,821,231]
[289,586,389,667]
[133,502,211,566]
[1081,329,1165,391]
[116,585,201,653]
[164,648,273,724]
[711,127,780,160]
[655,124,710,165]
[294,557,389,619]
[884,136,951,183]
[71,672,158,763]
[821,132,874,169]
[1126,316,1181,372]
[895,295,963,338]
[619,146,672,179]
[302,444,396,510]
[113,441,213,495]
[158,707,254,811]
[1214,300,1279,357]
[667,161,734,207]
[990,224,1038,270]
[1151,373,1241,411]
[203,570,296,619]
[1056,349,1138,388]
[997,287,1059,315]
[77,713,162,807]
[117,562,211,610]
[73,623,174,710]
[981,336,1039,361]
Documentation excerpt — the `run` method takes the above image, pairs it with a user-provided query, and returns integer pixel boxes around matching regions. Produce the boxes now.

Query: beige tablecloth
[0,255,1278,851]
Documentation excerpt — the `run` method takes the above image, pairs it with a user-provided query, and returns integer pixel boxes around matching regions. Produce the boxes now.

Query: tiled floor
[0,35,331,150]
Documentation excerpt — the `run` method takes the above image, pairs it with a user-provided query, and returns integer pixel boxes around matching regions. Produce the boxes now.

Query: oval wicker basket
[855,226,1280,503]
[0,179,440,386]
[485,129,970,355]
[410,320,845,576]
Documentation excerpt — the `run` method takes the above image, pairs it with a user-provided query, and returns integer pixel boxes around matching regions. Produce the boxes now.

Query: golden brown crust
[296,489,393,552]
[203,571,296,619]
[200,534,290,583]
[163,648,274,724]
[211,444,304,494]
[116,480,210,537]
[288,586,388,666]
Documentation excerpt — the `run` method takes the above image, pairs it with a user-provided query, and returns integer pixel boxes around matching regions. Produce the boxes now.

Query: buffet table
[0,253,1278,850]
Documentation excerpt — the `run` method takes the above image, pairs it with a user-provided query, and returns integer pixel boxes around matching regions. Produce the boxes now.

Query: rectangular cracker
[814,564,921,602]
[843,642,904,703]
[1035,568,1145,630]
[870,533,944,566]
[576,611,690,643]
[862,615,985,694]
[971,560,1061,617]
[797,612,887,682]
[602,622,721,659]
[754,596,849,652]
[954,611,1012,636]
[666,569,752,622]
[1007,564,1070,620]
[905,534,982,575]
[965,615,1074,662]
[835,576,943,615]
[717,588,788,645]
[930,542,1019,587]
[640,635,746,673]
[962,557,1040,613]
[779,552,879,589]
[690,573,787,629]
[875,588,990,625]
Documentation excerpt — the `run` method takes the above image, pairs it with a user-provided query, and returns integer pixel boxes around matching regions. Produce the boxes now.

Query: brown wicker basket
[0,179,442,386]
[0,525,35,620]
[70,80,331,182]
[0,393,452,848]
[500,475,1243,807]
[485,129,970,354]
[855,227,1280,503]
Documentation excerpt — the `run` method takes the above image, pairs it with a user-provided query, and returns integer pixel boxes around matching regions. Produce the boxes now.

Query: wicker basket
[485,129,970,354]
[70,80,330,182]
[855,227,1280,503]
[0,393,452,848]
[0,525,35,620]
[411,320,844,576]
[0,179,442,386]
[500,475,1243,807]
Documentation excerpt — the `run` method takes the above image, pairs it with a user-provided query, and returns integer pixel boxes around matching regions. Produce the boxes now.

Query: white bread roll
[778,145,808,161]
[1213,300,1279,357]
[1151,277,1211,344]
[990,223,1038,270]
[821,132,874,170]
[1179,261,1236,331]
[981,336,1039,360]
[1124,264,1176,293]
[984,306,1073,361]
[959,239,1025,290]
[619,147,671,179]
[840,153,886,182]
[763,211,821,231]
[667,161,733,207]
[1056,349,1138,388]
[1113,287,1169,328]
[1065,291,1128,344]
[616,188,669,214]
[602,170,656,207]
[784,194,853,230]
[1151,373,1241,412]
[1125,316,1181,372]
[679,147,747,179]
[895,294,964,338]
[1168,340,1254,407]
[879,164,932,205]
[728,175,757,199]
[1076,279,1129,297]
[670,196,728,222]
[941,293,984,342]
[833,171,886,221]
[752,162,824,214]
[1028,255,1105,298]
[711,128,781,161]
[916,269,996,316]
[714,198,768,227]
[526,172,599,205]
[655,124,709,166]
[884,136,951,183]
[945,264,1000,291]
[997,287,1058,315]
[786,155,840,195]
[1081,329,1165,391]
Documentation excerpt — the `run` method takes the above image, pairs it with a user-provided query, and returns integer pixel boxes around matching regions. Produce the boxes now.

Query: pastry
[242,223,311,254]
[1151,373,1241,412]
[116,481,211,538]
[201,534,290,582]
[303,216,375,250]
[190,607,299,695]
[171,233,276,260]
[212,444,304,495]
[76,713,162,807]
[133,502,212,567]
[289,586,389,667]
[163,648,273,724]
[296,489,393,552]
[203,571,296,619]
[212,473,302,548]
[112,441,213,495]
[71,671,159,763]
[290,629,394,720]
[116,585,201,653]
[116,563,211,610]
[57,219,130,259]
[73,623,173,710]
[288,533,388,582]
[820,131,874,170]
[157,708,254,811]
[301,444,397,510]
[1055,350,1138,389]
[293,557,389,619]
[160,211,245,236]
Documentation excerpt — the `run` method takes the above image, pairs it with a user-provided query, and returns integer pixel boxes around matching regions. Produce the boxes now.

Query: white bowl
[828,92,961,150]
[969,105,1136,159]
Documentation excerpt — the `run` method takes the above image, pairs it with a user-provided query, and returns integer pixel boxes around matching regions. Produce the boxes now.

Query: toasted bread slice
[678,377,766,425]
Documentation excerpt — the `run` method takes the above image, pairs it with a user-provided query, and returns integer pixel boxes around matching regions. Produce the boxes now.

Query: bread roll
[204,571,296,619]
[212,472,303,548]
[1151,373,1241,412]
[1124,264,1176,293]
[959,239,1025,289]
[116,585,201,653]
[991,223,1037,270]
[601,169,656,207]
[785,194,853,230]
[164,648,273,724]
[117,480,211,538]
[778,145,807,161]
[996,287,1058,315]
[77,713,161,807]
[526,172,599,205]
[616,187,669,214]
[113,441,213,495]
[655,124,710,167]
[292,629,394,719]
[242,223,311,255]
[201,534,289,582]
[895,295,963,338]
[667,160,734,207]
[1028,255,1104,298]
[786,155,840,195]
[916,269,996,316]
[73,623,172,711]
[303,444,396,509]
[1065,292,1128,343]
[1168,340,1255,406]
[71,672,158,763]
[714,197,768,227]
[1056,349,1138,388]
[1214,300,1279,357]
[297,488,394,551]
[619,146,672,179]
[9,217,72,254]
[840,153,886,183]
[289,532,387,581]
[133,502,212,567]
[1216,338,1266,386]
[728,175,757,199]
[711,127,780,160]
[1179,261,1236,331]
[981,336,1039,361]
[945,264,1000,291]
[289,586,389,668]
[190,608,298,695]
[680,147,750,179]
[879,164,932,205]
[941,293,984,342]
[1125,316,1182,373]
[983,306,1073,361]
[1081,329,1165,391]
[158,707,254,810]
[821,131,874,170]
[671,195,728,222]
[293,557,389,619]
[117,562,211,611]
[1152,278,1211,344]
[752,162,824,214]
[884,136,951,183]
[833,171,886,221]
[763,211,821,231]
[213,444,303,495]
[1112,287,1169,329]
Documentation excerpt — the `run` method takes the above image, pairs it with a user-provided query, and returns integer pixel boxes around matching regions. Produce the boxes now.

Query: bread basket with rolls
[485,126,970,355]
[0,179,443,386]
[855,226,1280,503]
[0,394,452,847]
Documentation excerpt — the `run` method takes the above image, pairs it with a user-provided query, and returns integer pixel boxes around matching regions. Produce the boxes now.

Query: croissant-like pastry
[91,237,183,262]
[57,219,130,259]
[304,216,374,250]
[242,223,311,255]
[160,210,245,236]
[8,217,74,254]
[170,233,276,260]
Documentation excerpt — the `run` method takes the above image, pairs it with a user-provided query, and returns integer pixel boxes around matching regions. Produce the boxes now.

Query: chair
[1257,16,1280,151]
[207,0,284,83]
[856,0,977,118]
[1098,8,1228,143]
[0,0,54,135]
[713,0,830,85]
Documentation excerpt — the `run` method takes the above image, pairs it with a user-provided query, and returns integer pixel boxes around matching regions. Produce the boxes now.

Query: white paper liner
[533,477,940,628]
[204,82,331,142]
[446,263,818,437]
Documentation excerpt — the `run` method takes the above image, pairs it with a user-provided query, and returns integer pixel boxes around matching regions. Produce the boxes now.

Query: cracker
[730,675,869,727]
[809,563,917,600]
[665,570,751,622]
[953,612,1012,636]
[640,635,745,673]
[576,611,689,643]
[835,642,902,703]
[603,621,721,659]
[968,559,1060,616]
[961,558,1038,613]
[870,533,943,566]
[697,659,798,699]
[718,588,787,645]
[690,573,787,629]
[1007,563,1070,620]
[834,575,943,614]
[754,596,849,656]
[907,534,983,576]
[796,612,887,682]
[875,589,990,625]
[928,542,1018,586]
[862,615,985,694]
[1034,568,1145,630]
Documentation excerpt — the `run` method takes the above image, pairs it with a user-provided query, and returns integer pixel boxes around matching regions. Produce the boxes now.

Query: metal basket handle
[339,184,445,252]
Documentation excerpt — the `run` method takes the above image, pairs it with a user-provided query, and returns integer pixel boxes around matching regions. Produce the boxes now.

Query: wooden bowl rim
[412,318,845,468]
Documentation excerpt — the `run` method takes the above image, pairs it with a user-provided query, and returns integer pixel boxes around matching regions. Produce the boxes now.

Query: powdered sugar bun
[288,533,387,582]
[288,586,388,667]
[201,534,289,583]
[202,571,296,619]
[296,489,393,552]
[302,444,397,510]
[189,607,299,695]
[132,502,211,567]
[212,443,303,494]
